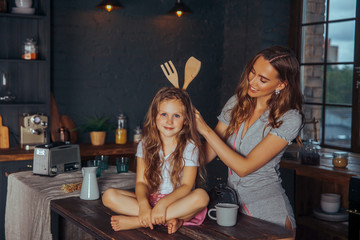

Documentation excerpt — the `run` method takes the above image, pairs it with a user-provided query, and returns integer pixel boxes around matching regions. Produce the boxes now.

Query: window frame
[289,0,360,153]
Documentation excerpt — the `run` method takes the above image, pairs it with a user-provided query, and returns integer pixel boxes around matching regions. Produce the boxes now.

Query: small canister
[332,152,348,168]
[22,38,38,60]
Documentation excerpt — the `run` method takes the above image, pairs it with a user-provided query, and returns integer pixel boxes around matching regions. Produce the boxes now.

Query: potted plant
[80,115,113,146]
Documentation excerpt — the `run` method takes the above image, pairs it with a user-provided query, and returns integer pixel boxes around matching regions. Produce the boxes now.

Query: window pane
[301,65,324,103]
[302,104,322,142]
[301,24,326,63]
[302,0,327,23]
[329,0,356,21]
[324,106,351,148]
[327,21,355,62]
[326,64,353,105]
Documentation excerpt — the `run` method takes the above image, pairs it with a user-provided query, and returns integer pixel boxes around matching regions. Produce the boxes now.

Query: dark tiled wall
[51,0,291,143]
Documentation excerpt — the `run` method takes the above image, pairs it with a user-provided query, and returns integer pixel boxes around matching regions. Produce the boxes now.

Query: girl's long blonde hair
[142,87,206,193]
[225,46,304,139]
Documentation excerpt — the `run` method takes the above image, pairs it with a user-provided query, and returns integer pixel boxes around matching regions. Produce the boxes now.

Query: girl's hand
[194,108,210,135]
[138,204,154,229]
[151,200,167,225]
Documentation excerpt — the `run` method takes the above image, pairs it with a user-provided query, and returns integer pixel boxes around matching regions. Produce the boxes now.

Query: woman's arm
[135,156,154,229]
[151,166,197,225]
[195,110,288,177]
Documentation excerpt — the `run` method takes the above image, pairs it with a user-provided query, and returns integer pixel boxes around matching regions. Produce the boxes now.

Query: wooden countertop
[0,142,138,162]
[51,197,293,240]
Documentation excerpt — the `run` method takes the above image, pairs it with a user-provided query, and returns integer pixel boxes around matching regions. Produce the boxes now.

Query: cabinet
[0,0,51,147]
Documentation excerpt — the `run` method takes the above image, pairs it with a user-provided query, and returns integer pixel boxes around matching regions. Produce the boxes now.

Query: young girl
[102,87,209,234]
[195,46,304,239]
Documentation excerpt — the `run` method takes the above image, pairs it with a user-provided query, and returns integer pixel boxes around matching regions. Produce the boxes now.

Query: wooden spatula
[0,115,9,149]
[183,56,201,90]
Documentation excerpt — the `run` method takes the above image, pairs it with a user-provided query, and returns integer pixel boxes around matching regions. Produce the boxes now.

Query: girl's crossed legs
[102,188,209,234]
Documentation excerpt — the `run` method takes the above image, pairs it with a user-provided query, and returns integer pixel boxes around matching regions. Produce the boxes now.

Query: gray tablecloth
[5,166,136,240]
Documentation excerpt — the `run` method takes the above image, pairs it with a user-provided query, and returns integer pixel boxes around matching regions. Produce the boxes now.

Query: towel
[5,166,136,240]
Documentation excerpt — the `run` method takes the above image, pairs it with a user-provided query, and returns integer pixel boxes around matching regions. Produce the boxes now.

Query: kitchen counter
[5,167,136,240]
[51,197,293,240]
[0,142,138,162]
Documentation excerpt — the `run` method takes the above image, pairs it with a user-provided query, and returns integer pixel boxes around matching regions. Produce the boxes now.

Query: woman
[195,46,304,238]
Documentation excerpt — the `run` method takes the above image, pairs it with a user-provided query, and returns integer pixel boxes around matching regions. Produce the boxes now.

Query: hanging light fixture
[96,0,123,12]
[168,0,192,18]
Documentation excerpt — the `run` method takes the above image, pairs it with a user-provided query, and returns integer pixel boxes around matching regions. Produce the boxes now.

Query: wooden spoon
[183,56,201,90]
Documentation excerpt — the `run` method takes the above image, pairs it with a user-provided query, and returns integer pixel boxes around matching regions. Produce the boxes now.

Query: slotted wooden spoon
[183,56,201,90]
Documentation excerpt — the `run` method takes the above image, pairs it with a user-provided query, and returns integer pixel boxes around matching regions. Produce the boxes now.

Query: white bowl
[321,193,341,202]
[12,7,35,14]
[321,199,340,213]
[15,0,33,8]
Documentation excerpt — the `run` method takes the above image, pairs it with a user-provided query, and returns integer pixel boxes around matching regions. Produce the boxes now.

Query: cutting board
[0,115,10,149]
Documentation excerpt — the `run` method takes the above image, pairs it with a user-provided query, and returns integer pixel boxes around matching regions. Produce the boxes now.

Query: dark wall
[51,0,291,143]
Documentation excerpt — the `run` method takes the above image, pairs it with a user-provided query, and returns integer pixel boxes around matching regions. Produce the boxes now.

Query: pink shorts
[149,193,207,226]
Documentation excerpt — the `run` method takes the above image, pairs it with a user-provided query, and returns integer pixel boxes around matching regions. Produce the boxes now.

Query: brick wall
[52,0,292,143]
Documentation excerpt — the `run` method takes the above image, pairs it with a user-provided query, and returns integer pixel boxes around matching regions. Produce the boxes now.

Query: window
[291,0,360,152]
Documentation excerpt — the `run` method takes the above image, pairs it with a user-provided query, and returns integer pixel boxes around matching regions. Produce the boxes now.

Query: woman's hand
[151,200,167,225]
[194,108,210,136]
[138,203,154,229]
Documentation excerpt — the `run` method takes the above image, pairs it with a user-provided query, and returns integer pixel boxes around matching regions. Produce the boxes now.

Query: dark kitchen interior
[1,0,360,239]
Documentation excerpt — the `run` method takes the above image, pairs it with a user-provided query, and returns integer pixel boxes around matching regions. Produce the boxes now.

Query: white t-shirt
[136,140,199,194]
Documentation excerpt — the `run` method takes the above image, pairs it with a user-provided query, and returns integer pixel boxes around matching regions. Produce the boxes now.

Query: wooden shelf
[0,142,138,162]
[0,13,45,19]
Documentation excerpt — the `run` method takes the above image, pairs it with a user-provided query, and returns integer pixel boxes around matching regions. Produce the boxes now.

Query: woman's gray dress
[218,95,302,228]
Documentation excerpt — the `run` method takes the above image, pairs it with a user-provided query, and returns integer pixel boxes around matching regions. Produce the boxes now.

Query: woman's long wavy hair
[225,46,304,139]
[142,87,206,194]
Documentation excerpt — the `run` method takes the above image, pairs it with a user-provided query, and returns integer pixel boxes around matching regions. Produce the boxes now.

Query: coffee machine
[20,113,48,149]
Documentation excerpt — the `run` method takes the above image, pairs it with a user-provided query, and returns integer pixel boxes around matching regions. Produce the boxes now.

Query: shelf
[0,59,46,63]
[0,102,47,107]
[0,12,45,19]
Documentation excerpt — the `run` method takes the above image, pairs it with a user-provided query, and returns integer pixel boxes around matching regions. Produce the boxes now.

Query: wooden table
[51,197,293,240]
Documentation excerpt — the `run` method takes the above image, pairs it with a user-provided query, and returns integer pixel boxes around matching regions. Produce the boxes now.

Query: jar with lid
[332,152,348,168]
[133,126,142,143]
[22,38,38,60]
[115,114,127,144]
[300,139,321,165]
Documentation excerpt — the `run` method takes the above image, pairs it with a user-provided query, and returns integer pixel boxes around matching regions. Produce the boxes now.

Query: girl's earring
[275,89,280,95]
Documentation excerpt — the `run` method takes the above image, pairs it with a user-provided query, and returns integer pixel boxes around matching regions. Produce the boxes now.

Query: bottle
[133,126,142,143]
[115,114,127,144]
[0,73,16,102]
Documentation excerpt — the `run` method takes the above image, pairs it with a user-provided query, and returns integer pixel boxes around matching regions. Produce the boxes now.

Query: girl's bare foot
[110,215,141,231]
[166,218,184,234]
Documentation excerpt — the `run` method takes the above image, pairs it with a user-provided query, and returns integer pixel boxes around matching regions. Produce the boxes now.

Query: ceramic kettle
[80,167,99,200]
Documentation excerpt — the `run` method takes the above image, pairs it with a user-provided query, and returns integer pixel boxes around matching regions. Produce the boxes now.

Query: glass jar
[332,152,348,168]
[115,114,127,144]
[22,38,38,60]
[300,139,321,165]
[133,126,142,143]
